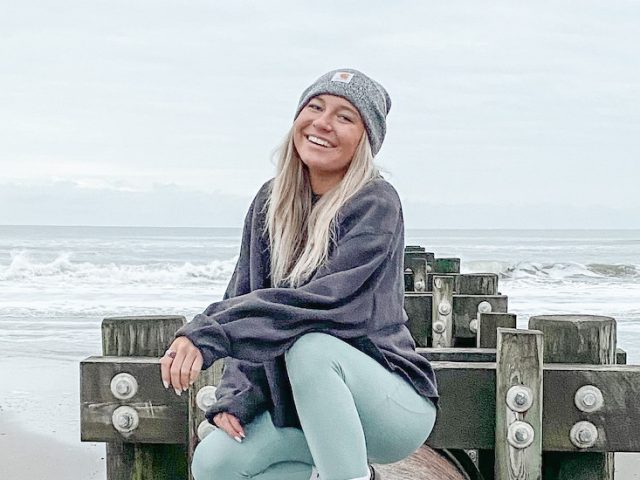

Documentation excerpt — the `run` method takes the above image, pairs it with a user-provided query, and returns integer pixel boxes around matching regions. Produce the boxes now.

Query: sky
[1,0,639,228]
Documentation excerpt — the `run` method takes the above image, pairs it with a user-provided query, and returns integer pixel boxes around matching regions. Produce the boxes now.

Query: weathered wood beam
[529,315,616,480]
[495,328,543,480]
[100,316,188,480]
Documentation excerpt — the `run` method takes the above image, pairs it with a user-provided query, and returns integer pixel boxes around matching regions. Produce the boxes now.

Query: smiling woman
[160,68,439,480]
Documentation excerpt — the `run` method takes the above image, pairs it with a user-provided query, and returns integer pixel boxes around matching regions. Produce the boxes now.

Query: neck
[309,170,346,195]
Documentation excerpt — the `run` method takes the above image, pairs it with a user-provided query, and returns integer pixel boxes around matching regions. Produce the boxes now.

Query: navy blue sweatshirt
[175,176,439,429]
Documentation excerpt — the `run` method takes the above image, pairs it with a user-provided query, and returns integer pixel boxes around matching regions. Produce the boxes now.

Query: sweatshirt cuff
[204,394,268,426]
[174,314,232,369]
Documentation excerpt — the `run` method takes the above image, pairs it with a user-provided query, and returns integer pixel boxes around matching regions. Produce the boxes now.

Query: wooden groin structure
[80,245,639,479]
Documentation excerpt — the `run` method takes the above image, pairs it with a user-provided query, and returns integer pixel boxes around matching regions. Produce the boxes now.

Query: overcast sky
[1,1,639,228]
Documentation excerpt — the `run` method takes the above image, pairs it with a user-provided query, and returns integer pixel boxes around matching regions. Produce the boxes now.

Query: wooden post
[477,313,517,348]
[457,273,499,295]
[495,328,543,480]
[102,315,188,480]
[435,257,460,273]
[528,315,616,480]
[432,276,454,348]
[404,248,434,292]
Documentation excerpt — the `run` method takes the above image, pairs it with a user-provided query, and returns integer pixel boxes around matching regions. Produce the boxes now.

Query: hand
[160,336,204,395]
[213,412,246,442]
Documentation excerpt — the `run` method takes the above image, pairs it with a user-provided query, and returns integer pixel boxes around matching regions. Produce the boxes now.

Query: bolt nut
[433,321,446,334]
[414,280,425,292]
[197,420,217,441]
[196,386,218,412]
[110,373,138,400]
[574,385,604,413]
[506,386,534,412]
[477,301,492,314]
[570,421,598,449]
[438,301,452,316]
[112,406,139,434]
[426,264,433,273]
[469,319,478,333]
[507,421,534,449]
[434,278,442,288]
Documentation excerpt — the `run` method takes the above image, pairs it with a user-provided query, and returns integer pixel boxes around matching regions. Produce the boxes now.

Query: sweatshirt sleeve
[175,180,401,369]
[199,184,272,424]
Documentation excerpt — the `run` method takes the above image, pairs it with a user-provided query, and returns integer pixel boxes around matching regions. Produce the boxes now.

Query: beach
[1,226,639,478]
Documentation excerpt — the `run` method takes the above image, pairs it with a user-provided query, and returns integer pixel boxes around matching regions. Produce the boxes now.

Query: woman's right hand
[213,412,246,443]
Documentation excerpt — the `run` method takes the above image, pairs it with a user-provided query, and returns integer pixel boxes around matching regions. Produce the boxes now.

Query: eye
[339,114,353,123]
[307,103,322,111]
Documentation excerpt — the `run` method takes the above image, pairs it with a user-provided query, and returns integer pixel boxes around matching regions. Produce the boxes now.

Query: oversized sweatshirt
[175,176,439,429]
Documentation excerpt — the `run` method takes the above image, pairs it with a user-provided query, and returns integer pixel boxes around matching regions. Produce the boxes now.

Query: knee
[191,431,244,480]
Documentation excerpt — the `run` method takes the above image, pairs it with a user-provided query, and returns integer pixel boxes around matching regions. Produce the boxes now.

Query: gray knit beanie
[294,68,391,155]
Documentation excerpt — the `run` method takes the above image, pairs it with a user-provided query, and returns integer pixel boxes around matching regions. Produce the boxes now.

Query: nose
[312,111,333,131]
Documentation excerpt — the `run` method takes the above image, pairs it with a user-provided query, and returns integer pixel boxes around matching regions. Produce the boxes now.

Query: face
[293,94,365,187]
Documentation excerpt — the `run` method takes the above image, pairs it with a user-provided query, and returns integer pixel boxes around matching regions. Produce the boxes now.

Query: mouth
[306,134,334,148]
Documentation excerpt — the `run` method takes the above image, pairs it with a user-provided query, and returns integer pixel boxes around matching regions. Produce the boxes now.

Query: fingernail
[239,431,246,438]
[234,436,242,443]
[174,388,182,396]
[163,380,169,389]
[183,385,188,392]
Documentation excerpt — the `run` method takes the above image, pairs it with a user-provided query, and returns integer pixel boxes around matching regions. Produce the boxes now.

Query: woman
[160,68,439,480]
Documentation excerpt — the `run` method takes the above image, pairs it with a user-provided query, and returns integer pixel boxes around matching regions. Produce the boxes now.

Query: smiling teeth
[307,135,331,147]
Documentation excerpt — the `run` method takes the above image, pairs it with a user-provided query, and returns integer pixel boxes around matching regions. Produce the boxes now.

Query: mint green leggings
[192,332,437,480]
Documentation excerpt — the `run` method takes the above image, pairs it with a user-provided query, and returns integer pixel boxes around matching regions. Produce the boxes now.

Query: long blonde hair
[264,128,380,288]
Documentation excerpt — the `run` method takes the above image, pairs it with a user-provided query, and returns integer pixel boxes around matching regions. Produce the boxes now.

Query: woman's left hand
[160,336,204,395]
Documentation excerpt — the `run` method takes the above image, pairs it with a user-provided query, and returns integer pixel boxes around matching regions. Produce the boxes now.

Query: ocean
[1,226,639,362]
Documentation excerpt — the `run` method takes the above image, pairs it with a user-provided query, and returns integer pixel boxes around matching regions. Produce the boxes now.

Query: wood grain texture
[495,328,543,480]
[478,313,517,349]
[432,276,455,348]
[373,444,470,479]
[529,315,616,480]
[80,357,187,443]
[101,316,188,480]
[435,257,461,274]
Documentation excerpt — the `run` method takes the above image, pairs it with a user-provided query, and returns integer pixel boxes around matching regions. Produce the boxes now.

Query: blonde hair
[264,128,380,288]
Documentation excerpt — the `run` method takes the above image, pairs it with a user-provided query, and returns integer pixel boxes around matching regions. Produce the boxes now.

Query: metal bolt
[196,386,218,412]
[506,386,533,412]
[414,280,425,292]
[197,420,216,441]
[112,406,139,434]
[433,321,446,334]
[404,268,413,274]
[570,421,598,449]
[469,319,478,333]
[438,301,452,316]
[110,373,138,400]
[477,301,492,314]
[426,264,433,273]
[574,385,604,413]
[507,421,534,449]
[434,278,442,288]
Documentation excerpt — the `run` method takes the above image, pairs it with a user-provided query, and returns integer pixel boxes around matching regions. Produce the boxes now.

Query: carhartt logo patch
[331,72,354,83]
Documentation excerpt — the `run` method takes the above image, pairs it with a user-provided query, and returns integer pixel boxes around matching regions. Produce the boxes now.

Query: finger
[170,351,187,395]
[180,350,198,390]
[228,414,245,438]
[160,355,173,389]
[189,353,203,386]
[220,414,243,442]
